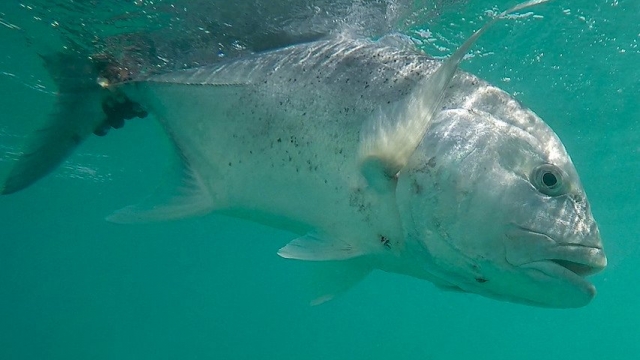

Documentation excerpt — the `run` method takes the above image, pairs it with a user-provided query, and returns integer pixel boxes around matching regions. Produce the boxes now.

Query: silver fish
[2,0,606,308]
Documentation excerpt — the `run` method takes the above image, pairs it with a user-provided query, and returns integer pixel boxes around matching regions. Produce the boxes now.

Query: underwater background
[0,1,638,359]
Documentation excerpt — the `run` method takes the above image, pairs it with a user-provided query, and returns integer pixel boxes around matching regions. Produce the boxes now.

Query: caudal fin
[1,47,146,194]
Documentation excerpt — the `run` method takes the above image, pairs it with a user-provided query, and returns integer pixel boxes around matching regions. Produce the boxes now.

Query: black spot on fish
[412,180,422,194]
[379,235,391,249]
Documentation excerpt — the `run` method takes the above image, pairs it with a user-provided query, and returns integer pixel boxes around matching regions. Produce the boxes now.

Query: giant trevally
[1,0,606,308]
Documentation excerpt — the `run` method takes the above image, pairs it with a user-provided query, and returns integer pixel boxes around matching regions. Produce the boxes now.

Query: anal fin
[106,146,214,223]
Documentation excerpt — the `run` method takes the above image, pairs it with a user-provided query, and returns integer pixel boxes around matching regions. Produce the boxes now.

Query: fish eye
[542,172,557,187]
[530,164,567,196]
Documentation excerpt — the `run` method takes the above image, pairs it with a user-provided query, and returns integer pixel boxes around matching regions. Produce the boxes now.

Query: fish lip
[520,260,598,302]
[511,224,604,250]
[547,245,607,276]
[522,246,607,281]
[506,226,607,280]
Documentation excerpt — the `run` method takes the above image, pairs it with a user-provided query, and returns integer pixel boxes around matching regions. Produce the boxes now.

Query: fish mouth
[522,245,606,282]
[505,227,607,289]
[549,258,604,277]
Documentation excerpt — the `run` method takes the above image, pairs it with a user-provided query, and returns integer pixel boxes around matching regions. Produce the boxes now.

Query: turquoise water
[1,1,638,359]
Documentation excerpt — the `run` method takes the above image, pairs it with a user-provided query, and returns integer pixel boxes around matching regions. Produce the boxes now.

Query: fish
[1,0,607,308]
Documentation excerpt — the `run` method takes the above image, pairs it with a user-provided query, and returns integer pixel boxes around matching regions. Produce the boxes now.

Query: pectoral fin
[358,0,550,189]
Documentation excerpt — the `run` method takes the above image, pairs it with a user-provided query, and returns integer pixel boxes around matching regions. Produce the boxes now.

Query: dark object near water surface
[1,47,145,194]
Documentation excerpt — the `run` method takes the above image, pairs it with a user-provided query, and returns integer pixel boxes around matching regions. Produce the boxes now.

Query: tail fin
[1,47,146,194]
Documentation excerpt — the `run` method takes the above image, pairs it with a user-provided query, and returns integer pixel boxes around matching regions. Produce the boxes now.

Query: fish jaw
[502,226,606,307]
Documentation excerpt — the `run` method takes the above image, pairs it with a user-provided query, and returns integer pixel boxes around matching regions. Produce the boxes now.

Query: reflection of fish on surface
[1,0,607,308]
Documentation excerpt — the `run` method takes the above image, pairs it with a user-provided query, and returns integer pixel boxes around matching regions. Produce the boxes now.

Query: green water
[1,1,638,359]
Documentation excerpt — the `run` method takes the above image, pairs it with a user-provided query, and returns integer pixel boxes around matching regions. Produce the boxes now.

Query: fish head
[395,106,606,308]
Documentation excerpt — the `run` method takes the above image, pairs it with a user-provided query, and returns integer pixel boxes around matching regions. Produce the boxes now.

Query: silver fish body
[115,34,605,307]
[2,1,606,307]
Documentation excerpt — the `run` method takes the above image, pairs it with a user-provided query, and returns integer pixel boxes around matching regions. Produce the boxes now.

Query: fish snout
[562,221,607,276]
[555,216,606,275]
[578,220,603,250]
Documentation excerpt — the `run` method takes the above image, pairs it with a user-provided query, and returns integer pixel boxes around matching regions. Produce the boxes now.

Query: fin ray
[358,0,551,186]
